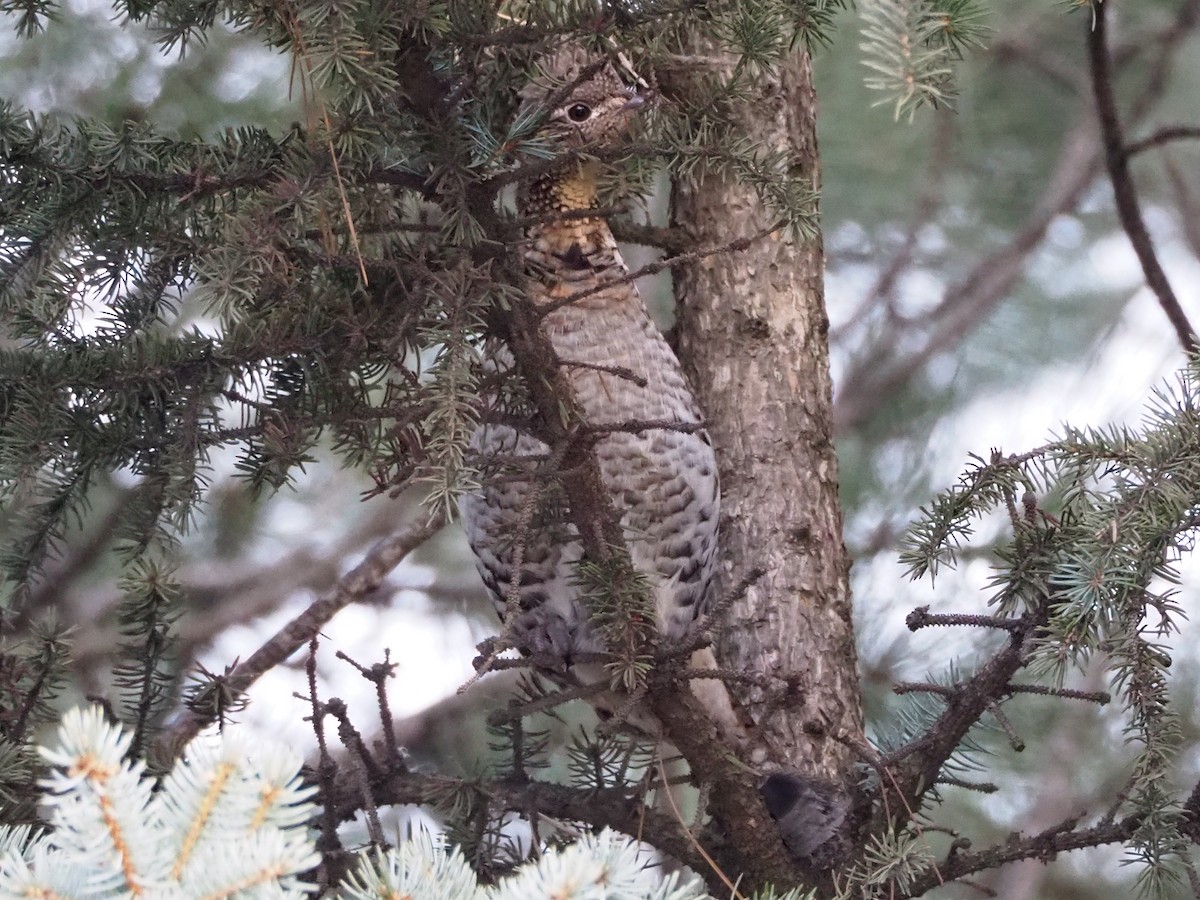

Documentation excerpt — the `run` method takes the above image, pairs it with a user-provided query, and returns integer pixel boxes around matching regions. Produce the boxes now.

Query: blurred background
[3,1,1200,896]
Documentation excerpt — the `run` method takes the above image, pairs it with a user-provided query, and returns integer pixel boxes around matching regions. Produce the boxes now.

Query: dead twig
[1088,1,1196,352]
[157,513,447,758]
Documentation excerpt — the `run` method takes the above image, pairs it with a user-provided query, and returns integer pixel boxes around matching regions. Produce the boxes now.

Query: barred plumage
[460,50,733,732]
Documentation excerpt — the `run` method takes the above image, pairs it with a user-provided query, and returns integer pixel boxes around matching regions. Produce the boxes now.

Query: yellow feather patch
[552,164,599,212]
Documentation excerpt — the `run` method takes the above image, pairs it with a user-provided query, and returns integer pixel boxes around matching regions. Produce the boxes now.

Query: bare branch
[905,606,1026,632]
[1088,1,1197,353]
[1124,125,1200,159]
[581,417,707,436]
[609,219,692,254]
[834,0,1200,430]
[539,222,784,316]
[157,513,447,757]
[558,358,649,387]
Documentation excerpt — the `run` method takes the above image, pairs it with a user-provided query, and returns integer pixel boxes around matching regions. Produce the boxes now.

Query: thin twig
[1088,1,1196,352]
[323,697,386,846]
[539,222,783,316]
[581,417,706,436]
[1123,125,1200,159]
[336,649,406,770]
[878,614,1038,824]
[835,0,1200,429]
[157,514,446,758]
[905,606,1026,632]
[655,760,747,900]
[558,358,648,387]
[485,679,611,723]
[609,219,692,254]
[1006,683,1110,704]
[305,639,347,869]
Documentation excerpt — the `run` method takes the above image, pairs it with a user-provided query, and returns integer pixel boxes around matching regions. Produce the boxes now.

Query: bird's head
[518,47,646,215]
[519,46,646,150]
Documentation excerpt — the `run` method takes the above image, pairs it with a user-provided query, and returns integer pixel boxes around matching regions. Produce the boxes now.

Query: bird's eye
[566,103,592,122]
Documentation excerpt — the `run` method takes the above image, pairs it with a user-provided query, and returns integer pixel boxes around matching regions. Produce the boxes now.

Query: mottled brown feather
[459,54,737,734]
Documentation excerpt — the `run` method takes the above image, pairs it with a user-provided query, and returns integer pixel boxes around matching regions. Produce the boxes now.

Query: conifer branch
[892,813,1142,899]
[877,613,1035,808]
[6,707,319,898]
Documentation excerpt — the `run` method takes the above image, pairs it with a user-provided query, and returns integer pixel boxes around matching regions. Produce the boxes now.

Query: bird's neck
[522,160,602,226]
[517,158,629,313]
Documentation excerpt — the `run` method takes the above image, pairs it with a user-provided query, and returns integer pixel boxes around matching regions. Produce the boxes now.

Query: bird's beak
[621,93,646,112]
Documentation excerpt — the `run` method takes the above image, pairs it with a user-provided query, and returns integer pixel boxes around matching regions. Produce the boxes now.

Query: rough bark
[672,47,863,779]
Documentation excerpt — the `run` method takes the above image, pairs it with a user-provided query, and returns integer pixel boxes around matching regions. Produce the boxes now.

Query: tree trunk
[672,47,862,779]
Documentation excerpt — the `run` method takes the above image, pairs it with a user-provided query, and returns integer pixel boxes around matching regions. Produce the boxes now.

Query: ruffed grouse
[460,50,737,734]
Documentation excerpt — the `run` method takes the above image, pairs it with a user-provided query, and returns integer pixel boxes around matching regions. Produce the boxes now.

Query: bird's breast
[525,221,630,305]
